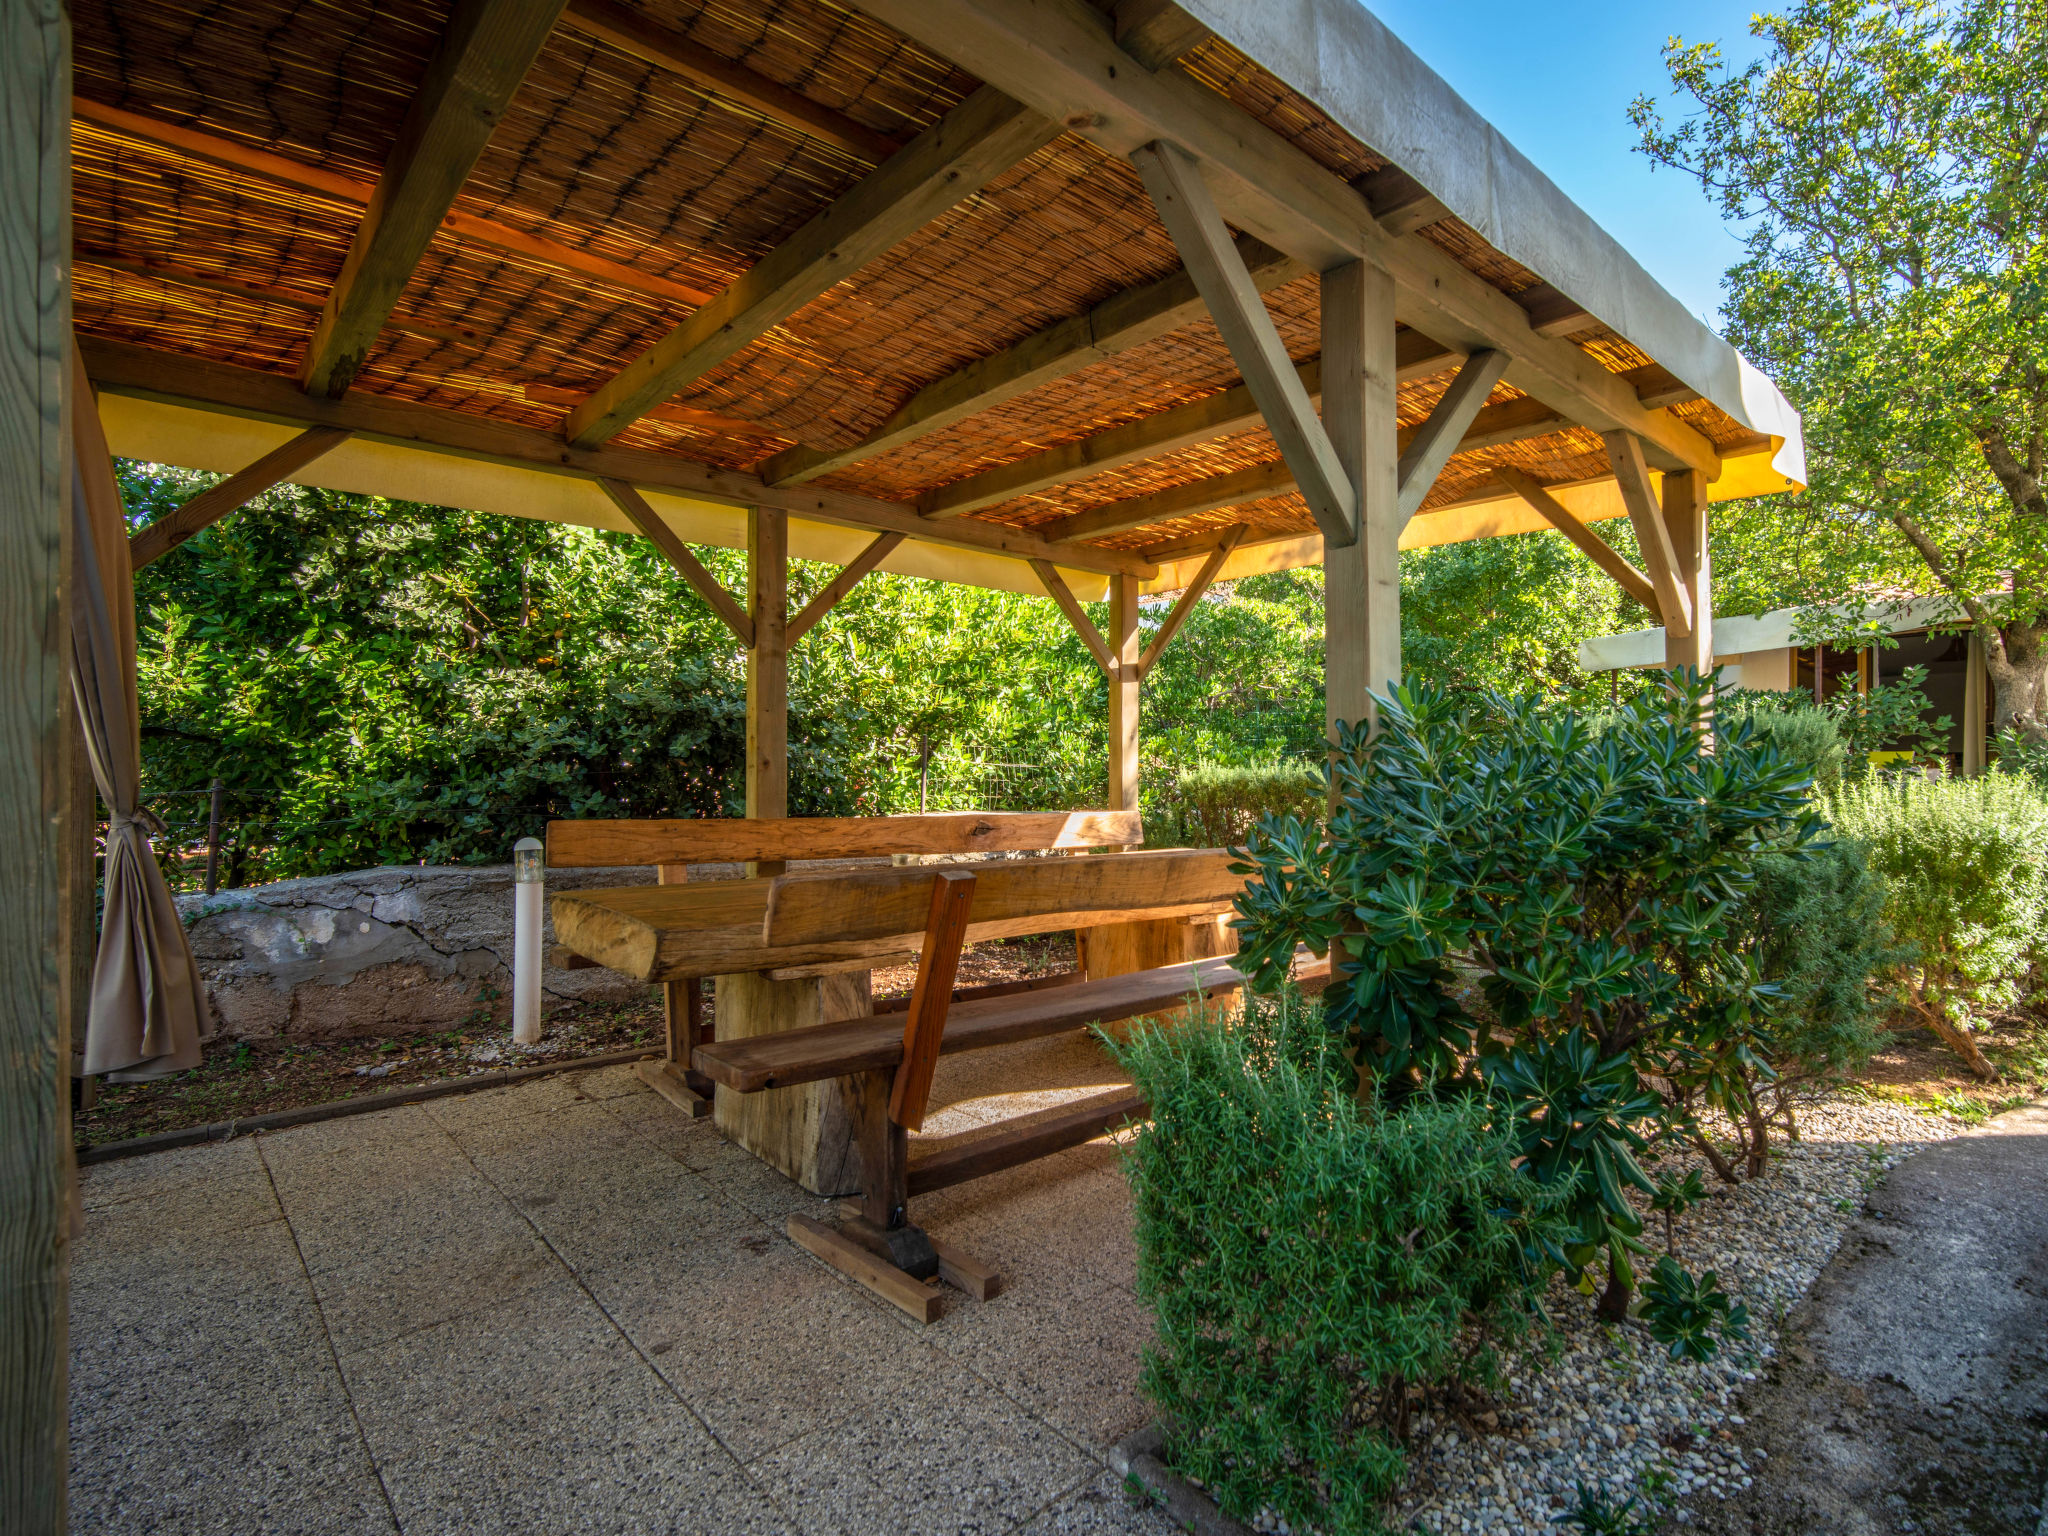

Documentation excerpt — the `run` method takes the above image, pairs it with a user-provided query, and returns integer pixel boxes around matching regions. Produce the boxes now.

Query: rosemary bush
[1110,994,1566,1534]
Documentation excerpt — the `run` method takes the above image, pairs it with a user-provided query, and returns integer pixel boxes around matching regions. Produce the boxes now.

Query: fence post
[203,778,224,895]
[512,838,544,1045]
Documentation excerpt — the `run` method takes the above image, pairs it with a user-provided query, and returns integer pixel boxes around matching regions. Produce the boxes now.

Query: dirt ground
[74,933,1077,1149]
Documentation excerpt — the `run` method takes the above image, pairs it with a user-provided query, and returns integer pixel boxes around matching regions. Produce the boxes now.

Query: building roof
[76,0,1805,599]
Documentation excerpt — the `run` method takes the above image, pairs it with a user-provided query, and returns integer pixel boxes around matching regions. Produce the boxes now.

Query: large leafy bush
[1232,673,1823,1307]
[1150,759,1321,848]
[1826,772,2048,1078]
[1111,995,1565,1534]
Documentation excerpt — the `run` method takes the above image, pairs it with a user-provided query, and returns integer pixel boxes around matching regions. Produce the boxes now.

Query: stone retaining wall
[177,864,659,1041]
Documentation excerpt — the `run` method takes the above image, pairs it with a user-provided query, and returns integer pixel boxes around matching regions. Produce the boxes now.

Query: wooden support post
[747,506,789,879]
[2,0,72,1519]
[1108,573,1141,813]
[1608,431,1693,640]
[838,1069,939,1279]
[1964,631,1987,775]
[1660,469,1711,677]
[1320,259,1402,742]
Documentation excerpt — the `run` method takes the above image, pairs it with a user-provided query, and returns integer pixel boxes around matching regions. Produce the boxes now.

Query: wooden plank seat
[542,809,1141,1120]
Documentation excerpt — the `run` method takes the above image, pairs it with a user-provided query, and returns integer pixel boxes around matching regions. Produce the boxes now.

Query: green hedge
[1147,759,1322,848]
[1109,995,1563,1533]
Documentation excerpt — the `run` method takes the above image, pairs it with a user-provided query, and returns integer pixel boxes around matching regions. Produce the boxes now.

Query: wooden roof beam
[300,0,568,397]
[1037,391,1570,544]
[762,234,1304,488]
[1355,166,1452,238]
[566,86,1060,449]
[1131,139,1355,544]
[1494,465,1659,615]
[1114,0,1211,69]
[80,337,1153,578]
[849,0,1721,480]
[1605,429,1693,637]
[72,100,715,311]
[560,0,905,163]
[1395,348,1510,521]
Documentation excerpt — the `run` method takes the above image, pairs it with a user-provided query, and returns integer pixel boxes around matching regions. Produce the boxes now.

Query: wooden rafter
[851,0,1722,478]
[1395,348,1509,522]
[921,330,1457,521]
[1114,0,1211,67]
[129,426,353,569]
[566,86,1059,449]
[601,478,755,645]
[1354,165,1451,238]
[1037,392,1569,545]
[1131,138,1356,544]
[1494,466,1660,616]
[72,100,715,311]
[1604,430,1693,637]
[762,233,1303,488]
[80,338,1154,578]
[1029,559,1115,677]
[300,0,568,397]
[560,0,904,163]
[1138,524,1243,676]
[786,531,906,643]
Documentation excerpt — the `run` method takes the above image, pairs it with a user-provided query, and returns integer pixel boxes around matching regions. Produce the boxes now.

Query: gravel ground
[1249,1096,1969,1536]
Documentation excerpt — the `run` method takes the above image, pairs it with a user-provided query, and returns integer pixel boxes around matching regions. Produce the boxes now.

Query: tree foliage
[1633,0,2048,730]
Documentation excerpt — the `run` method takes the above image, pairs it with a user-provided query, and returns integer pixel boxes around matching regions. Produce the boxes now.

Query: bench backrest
[545,810,1142,869]
[761,848,1243,949]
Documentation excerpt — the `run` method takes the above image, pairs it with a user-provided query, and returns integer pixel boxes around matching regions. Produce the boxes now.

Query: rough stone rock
[176,864,659,1040]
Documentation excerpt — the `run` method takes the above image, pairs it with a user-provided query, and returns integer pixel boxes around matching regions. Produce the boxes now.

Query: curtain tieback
[110,806,168,839]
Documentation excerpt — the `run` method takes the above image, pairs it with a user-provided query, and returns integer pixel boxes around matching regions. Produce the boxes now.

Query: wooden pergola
[1,0,1805,1517]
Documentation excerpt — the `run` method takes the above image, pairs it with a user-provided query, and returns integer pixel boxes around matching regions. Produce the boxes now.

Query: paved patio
[69,1048,1182,1535]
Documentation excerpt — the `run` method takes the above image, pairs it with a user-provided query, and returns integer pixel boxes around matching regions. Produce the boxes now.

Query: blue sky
[1360,1,1771,332]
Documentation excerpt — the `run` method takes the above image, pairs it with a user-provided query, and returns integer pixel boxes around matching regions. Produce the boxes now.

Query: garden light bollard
[513,837,544,1045]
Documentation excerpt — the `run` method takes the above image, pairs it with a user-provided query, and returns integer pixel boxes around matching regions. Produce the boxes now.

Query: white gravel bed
[1245,1094,1968,1536]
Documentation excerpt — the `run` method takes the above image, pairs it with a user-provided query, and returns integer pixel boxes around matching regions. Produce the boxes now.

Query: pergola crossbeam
[1605,429,1693,638]
[786,531,906,643]
[850,0,1722,479]
[764,234,1303,488]
[82,338,1155,578]
[566,85,1060,448]
[1395,348,1510,522]
[601,478,755,645]
[1494,465,1660,616]
[1132,138,1356,545]
[300,0,567,397]
[129,426,354,569]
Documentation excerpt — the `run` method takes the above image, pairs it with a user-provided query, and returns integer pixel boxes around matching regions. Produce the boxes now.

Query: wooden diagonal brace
[1604,431,1693,638]
[1138,524,1244,678]
[1396,349,1509,522]
[599,478,755,646]
[787,531,904,644]
[1130,139,1357,545]
[129,426,353,569]
[888,870,977,1132]
[1030,559,1116,677]
[1495,466,1660,617]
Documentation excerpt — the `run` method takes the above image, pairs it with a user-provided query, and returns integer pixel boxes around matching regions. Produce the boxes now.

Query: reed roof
[71,0,1803,596]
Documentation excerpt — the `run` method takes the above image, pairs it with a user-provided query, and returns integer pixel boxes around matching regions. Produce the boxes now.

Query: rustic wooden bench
[544,809,1141,1126]
[678,850,1314,1320]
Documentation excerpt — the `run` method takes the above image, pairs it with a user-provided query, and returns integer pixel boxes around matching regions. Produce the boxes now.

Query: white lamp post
[512,837,544,1045]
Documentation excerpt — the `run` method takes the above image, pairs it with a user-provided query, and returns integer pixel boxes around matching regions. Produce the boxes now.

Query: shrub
[1639,1255,1750,1364]
[1717,691,1849,790]
[1826,773,2048,1078]
[1109,994,1565,1534]
[1231,672,1823,1310]
[1151,759,1322,848]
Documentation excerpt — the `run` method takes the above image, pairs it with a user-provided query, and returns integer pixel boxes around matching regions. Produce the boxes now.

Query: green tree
[1633,0,2048,733]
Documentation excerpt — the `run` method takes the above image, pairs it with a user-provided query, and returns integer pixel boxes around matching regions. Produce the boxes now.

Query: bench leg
[641,977,714,1118]
[838,1070,939,1281]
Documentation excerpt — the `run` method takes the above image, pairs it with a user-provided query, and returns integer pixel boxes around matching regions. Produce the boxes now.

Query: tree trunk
[1985,619,2048,741]
[1595,1249,1632,1322]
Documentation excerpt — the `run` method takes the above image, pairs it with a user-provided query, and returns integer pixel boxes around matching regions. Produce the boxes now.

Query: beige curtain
[70,343,208,1080]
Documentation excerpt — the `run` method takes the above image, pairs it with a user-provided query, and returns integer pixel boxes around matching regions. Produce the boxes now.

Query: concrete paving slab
[747,1353,1098,1536]
[78,1134,278,1236]
[1018,1470,1186,1535]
